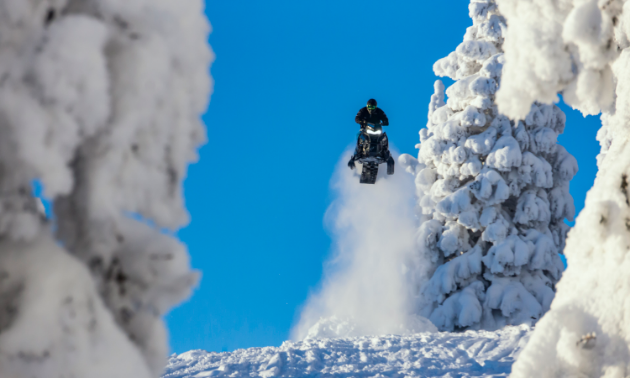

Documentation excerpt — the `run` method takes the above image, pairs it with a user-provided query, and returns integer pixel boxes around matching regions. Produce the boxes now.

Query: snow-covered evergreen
[495,0,630,376]
[0,1,212,377]
[399,0,577,332]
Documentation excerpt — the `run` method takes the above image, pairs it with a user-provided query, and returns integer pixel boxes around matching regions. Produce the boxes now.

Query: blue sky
[164,0,602,354]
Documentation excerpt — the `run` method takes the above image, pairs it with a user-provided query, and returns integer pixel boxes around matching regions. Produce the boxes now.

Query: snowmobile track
[360,163,378,184]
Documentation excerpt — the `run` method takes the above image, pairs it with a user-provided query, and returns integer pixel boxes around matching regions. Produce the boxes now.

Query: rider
[348,99,389,169]
[355,99,389,129]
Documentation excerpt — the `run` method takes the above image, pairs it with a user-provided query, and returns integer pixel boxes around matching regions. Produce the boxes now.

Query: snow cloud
[292,149,436,340]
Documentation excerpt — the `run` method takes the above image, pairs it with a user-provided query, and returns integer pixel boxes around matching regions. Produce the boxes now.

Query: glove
[348,155,356,170]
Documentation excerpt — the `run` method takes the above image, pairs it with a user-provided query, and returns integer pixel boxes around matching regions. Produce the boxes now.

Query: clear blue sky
[164,0,602,354]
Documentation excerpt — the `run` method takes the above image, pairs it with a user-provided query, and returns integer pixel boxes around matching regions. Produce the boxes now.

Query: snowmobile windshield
[366,122,383,135]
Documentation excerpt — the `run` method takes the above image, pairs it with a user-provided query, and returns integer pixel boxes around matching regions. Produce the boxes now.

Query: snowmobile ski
[387,156,395,175]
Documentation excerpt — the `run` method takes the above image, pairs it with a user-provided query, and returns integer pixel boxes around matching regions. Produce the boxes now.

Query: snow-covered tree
[399,0,577,332]
[0,1,212,377]
[495,0,630,376]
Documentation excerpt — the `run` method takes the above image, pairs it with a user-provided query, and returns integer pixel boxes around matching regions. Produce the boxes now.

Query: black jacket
[355,107,389,127]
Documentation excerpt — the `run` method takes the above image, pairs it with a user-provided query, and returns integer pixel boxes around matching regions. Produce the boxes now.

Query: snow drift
[495,0,630,376]
[164,326,531,378]
[0,1,212,377]
[292,150,436,340]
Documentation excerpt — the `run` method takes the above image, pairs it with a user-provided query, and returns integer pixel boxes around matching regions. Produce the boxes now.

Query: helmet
[367,99,377,112]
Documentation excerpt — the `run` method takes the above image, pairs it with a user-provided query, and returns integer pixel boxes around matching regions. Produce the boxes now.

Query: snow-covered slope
[162,326,530,378]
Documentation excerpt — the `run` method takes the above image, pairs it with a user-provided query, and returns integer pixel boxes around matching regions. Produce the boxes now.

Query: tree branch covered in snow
[494,0,630,376]
[0,1,212,377]
[399,0,576,332]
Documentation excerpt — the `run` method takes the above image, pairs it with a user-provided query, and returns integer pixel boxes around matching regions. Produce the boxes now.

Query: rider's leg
[348,154,356,170]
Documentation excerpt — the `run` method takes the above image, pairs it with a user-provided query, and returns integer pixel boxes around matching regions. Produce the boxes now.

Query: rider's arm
[355,108,367,125]
[380,110,389,126]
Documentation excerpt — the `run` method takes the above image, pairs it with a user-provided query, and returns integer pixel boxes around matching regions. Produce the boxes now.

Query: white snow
[292,152,437,340]
[0,234,154,378]
[494,0,630,376]
[0,0,212,377]
[162,326,531,378]
[398,0,575,333]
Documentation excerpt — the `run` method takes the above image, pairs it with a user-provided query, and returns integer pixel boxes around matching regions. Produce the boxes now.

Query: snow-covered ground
[162,326,530,378]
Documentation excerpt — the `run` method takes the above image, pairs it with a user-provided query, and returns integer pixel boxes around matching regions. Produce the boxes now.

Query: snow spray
[292,148,436,340]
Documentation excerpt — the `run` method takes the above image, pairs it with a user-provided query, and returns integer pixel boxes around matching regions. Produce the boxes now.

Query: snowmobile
[350,121,395,184]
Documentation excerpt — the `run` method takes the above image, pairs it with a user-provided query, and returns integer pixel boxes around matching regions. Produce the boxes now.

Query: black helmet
[367,99,377,113]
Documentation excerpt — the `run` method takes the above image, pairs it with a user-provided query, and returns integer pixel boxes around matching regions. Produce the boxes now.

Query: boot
[348,155,356,170]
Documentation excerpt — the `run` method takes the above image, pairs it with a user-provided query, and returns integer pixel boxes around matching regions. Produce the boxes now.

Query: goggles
[367,105,376,110]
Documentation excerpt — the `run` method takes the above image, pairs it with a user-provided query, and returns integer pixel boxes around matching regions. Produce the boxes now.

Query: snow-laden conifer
[495,0,630,375]
[400,0,577,332]
[0,1,212,377]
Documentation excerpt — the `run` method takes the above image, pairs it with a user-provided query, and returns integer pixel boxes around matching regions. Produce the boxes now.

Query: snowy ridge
[162,326,530,378]
[303,316,437,341]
